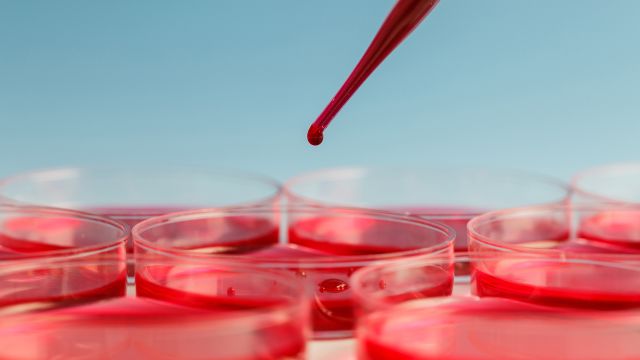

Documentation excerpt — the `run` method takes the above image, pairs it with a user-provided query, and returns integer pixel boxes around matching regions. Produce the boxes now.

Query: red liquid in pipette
[307,0,440,145]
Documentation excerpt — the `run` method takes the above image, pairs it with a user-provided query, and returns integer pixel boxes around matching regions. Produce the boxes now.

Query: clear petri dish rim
[0,204,128,261]
[572,162,640,205]
[132,206,455,269]
[0,256,309,328]
[284,166,571,218]
[351,252,640,311]
[0,166,282,209]
[467,204,640,260]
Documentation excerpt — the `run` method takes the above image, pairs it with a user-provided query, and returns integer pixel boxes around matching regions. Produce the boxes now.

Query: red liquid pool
[0,213,126,256]
[136,215,279,255]
[137,248,451,336]
[289,216,451,334]
[136,242,358,334]
[110,207,279,257]
[484,235,639,254]
[308,0,440,145]
[0,267,126,309]
[359,296,640,360]
[289,215,446,255]
[468,213,640,310]
[0,215,112,258]
[578,210,640,252]
[473,259,640,309]
[0,245,19,256]
[239,242,362,333]
[468,213,640,254]
[136,266,293,311]
[0,297,306,360]
[0,214,126,306]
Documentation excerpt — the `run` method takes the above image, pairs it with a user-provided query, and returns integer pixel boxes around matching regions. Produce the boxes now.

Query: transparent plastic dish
[285,167,569,251]
[352,254,640,360]
[572,163,640,206]
[0,167,281,231]
[0,257,310,360]
[133,206,454,339]
[0,204,126,262]
[468,204,640,257]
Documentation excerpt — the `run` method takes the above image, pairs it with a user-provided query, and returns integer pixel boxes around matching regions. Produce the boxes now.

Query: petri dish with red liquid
[285,167,569,252]
[468,204,640,310]
[132,206,454,339]
[572,163,640,249]
[0,205,127,308]
[468,204,640,258]
[352,254,640,360]
[0,257,309,360]
[0,167,280,280]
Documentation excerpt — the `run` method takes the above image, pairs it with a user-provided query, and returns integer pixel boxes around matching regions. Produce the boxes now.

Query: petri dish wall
[133,206,454,339]
[0,256,310,360]
[285,167,569,251]
[352,254,640,360]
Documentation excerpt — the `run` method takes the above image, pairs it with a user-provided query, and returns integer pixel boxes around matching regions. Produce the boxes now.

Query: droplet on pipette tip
[307,123,324,146]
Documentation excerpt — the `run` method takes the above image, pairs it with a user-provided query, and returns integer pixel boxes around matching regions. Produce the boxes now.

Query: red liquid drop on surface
[360,296,640,360]
[289,216,451,334]
[307,0,441,145]
[318,278,349,294]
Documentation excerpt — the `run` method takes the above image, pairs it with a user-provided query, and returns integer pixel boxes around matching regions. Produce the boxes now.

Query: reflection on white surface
[309,339,356,360]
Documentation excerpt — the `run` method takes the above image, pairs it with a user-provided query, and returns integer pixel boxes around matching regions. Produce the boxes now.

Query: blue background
[1,1,639,181]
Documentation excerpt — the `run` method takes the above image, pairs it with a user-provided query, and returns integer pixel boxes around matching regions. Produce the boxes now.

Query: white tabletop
[309,339,356,360]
